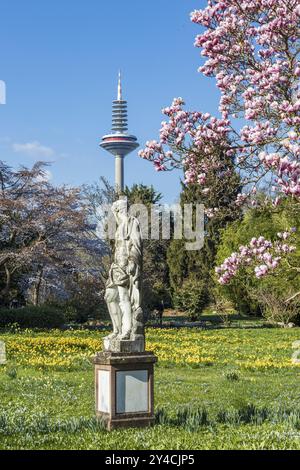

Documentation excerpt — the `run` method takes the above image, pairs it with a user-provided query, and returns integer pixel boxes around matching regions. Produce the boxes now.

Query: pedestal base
[94,351,157,431]
[103,337,145,353]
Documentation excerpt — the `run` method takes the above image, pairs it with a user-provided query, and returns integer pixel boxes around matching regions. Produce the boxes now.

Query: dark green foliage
[62,273,109,324]
[216,404,270,426]
[63,301,109,324]
[167,240,189,289]
[168,151,241,315]
[176,405,209,430]
[143,281,172,319]
[155,404,208,429]
[5,368,17,380]
[224,369,240,382]
[0,306,65,329]
[155,402,300,430]
[124,184,162,206]
[174,278,209,321]
[0,411,106,436]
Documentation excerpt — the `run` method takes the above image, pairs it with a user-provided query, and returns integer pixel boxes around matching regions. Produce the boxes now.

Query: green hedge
[0,306,65,329]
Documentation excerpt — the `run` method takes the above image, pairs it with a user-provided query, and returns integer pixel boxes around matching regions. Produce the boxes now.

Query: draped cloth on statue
[106,215,142,312]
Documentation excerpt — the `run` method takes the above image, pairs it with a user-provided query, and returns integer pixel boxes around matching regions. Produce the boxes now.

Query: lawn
[0,323,300,450]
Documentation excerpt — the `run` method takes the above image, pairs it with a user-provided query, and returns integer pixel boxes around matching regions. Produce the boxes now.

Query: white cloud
[12,141,55,158]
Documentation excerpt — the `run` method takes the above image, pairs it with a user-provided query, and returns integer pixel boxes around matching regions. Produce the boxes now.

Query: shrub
[5,367,17,380]
[223,369,240,382]
[177,405,209,431]
[255,288,300,327]
[155,403,300,430]
[61,300,109,324]
[0,305,65,329]
[143,281,172,322]
[211,295,234,326]
[174,278,209,321]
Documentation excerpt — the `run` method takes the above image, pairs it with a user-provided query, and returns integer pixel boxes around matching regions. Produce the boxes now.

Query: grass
[0,320,300,450]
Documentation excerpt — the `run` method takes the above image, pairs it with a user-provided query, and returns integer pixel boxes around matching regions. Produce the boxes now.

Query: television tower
[100,72,139,194]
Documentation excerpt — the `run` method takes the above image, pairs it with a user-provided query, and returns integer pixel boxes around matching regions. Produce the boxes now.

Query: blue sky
[0,0,219,203]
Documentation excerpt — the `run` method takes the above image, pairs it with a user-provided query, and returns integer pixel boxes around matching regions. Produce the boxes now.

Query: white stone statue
[104,198,144,351]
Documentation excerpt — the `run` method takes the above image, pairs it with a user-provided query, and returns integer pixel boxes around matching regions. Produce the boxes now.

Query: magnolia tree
[139,0,300,291]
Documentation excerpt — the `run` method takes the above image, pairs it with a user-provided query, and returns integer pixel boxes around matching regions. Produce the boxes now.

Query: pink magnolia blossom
[139,0,300,205]
[138,98,233,185]
[139,0,300,283]
[216,230,296,284]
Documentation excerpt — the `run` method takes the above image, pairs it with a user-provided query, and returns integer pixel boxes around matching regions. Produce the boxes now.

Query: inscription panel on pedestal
[98,370,110,413]
[116,370,148,414]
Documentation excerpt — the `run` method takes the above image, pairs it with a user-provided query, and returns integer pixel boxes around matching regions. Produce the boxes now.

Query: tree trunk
[33,267,44,306]
[0,264,11,304]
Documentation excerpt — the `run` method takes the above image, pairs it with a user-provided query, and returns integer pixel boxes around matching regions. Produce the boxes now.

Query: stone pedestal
[103,337,145,353]
[94,351,157,430]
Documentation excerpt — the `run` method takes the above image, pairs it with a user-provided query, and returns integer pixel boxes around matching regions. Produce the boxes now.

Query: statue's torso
[114,220,129,268]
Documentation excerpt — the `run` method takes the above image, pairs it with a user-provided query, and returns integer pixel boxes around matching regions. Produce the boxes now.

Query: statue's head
[111,198,128,222]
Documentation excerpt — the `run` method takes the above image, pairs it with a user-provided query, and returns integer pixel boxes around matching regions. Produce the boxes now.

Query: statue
[104,198,144,352]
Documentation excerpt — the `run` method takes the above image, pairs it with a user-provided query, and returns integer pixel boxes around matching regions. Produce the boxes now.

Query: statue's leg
[131,307,144,341]
[105,286,122,339]
[118,286,132,340]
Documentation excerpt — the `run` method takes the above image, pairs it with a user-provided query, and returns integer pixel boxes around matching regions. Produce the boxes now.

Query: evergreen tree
[168,151,241,314]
